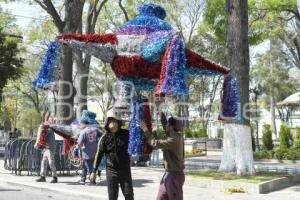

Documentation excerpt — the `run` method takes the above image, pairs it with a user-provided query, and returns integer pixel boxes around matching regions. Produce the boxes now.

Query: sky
[1,2,46,29]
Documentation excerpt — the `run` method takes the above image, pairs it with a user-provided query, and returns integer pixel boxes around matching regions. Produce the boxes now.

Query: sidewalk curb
[0,180,106,200]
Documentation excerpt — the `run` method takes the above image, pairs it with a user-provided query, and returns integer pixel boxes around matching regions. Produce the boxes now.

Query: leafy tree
[219,0,254,175]
[201,0,299,69]
[200,0,268,45]
[279,124,291,149]
[17,108,42,138]
[293,126,300,148]
[251,40,298,136]
[262,124,274,150]
[0,8,23,104]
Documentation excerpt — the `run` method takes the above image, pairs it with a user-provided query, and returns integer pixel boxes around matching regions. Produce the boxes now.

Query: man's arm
[92,135,106,173]
[140,121,175,150]
[145,132,175,150]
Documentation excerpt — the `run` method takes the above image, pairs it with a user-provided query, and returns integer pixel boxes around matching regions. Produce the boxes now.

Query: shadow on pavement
[0,189,22,192]
[58,179,154,188]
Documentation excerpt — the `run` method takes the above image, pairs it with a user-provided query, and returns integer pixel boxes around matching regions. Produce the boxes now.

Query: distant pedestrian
[77,110,102,185]
[35,115,58,183]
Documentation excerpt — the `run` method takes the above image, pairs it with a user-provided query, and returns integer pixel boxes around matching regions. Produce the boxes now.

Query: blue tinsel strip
[32,41,60,90]
[170,36,188,96]
[118,76,157,91]
[159,35,188,96]
[128,96,144,155]
[116,3,172,36]
[221,75,241,119]
[141,31,174,62]
[137,3,167,19]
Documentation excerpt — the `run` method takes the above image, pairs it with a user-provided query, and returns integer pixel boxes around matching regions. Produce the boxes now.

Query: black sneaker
[36,176,46,182]
[50,177,58,183]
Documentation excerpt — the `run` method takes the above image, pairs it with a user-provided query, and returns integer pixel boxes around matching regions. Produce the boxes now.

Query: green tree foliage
[279,124,291,149]
[251,52,296,100]
[293,126,300,148]
[184,128,193,138]
[200,0,297,45]
[262,124,274,150]
[201,0,299,69]
[251,41,298,113]
[200,0,269,45]
[0,9,23,99]
[17,108,41,137]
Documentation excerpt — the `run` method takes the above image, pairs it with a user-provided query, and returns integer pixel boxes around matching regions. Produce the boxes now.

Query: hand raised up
[139,121,149,133]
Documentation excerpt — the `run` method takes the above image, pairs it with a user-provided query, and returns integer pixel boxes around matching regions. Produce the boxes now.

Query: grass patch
[186,169,289,183]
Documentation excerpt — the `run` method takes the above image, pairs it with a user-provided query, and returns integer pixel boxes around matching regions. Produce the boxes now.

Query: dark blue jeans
[81,158,94,182]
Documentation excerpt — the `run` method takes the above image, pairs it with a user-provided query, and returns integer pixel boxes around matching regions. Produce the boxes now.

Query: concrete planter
[255,159,300,164]
[188,173,300,194]
[206,139,223,149]
[184,138,223,151]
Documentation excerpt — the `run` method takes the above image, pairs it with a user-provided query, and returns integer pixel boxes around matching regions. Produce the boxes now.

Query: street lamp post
[250,87,260,151]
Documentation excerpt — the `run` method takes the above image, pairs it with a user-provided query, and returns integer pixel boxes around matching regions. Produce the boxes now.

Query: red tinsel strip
[154,40,173,96]
[63,138,76,156]
[52,129,76,155]
[57,33,118,45]
[185,48,230,74]
[142,99,153,155]
[111,55,162,79]
[36,128,47,148]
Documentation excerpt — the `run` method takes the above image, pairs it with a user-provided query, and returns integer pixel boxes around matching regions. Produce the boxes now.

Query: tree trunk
[74,53,90,119]
[58,46,75,124]
[74,0,108,119]
[57,1,85,124]
[220,0,254,175]
[220,124,254,175]
[270,94,277,138]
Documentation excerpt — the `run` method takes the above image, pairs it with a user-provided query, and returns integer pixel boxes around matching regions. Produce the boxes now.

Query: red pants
[156,172,185,200]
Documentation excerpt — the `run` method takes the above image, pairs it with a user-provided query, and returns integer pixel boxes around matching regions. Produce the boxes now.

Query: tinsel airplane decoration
[33,3,241,155]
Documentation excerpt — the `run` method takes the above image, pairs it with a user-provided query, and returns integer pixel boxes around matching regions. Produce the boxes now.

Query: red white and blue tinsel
[34,3,230,96]
[128,96,153,156]
[33,41,60,91]
[34,3,241,127]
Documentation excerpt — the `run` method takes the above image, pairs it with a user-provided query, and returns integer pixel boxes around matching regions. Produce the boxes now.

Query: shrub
[184,128,193,138]
[274,148,287,160]
[254,148,300,160]
[262,124,274,150]
[279,124,291,149]
[253,150,269,159]
[217,129,224,138]
[196,128,208,138]
[293,127,300,148]
[253,150,274,159]
[289,148,300,160]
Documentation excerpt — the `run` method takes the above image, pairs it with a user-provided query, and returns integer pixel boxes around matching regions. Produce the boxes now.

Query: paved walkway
[1,156,300,200]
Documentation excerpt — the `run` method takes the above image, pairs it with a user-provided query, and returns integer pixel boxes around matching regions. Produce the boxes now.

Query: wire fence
[3,139,82,176]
